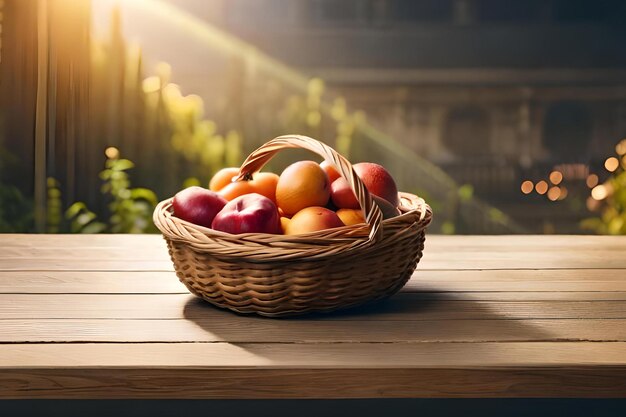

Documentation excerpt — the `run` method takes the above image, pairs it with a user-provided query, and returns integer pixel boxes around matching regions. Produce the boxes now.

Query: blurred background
[1,0,625,235]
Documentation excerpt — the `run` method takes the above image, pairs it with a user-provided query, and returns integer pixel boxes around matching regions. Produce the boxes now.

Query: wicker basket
[153,135,432,317]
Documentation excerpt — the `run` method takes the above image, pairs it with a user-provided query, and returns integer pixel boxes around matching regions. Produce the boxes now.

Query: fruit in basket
[280,216,291,234]
[276,161,330,216]
[172,186,227,228]
[330,177,360,209]
[373,195,401,219]
[320,160,341,183]
[209,167,240,191]
[353,162,399,207]
[336,208,365,226]
[211,193,281,234]
[284,206,344,235]
[218,172,280,203]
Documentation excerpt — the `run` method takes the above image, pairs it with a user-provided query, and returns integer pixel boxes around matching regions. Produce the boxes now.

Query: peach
[276,161,330,216]
[284,206,344,235]
[209,167,240,191]
[336,208,365,226]
[330,177,360,209]
[353,162,399,207]
[320,160,341,183]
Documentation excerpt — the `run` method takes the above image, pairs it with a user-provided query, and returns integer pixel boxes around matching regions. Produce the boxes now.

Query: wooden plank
[0,259,173,271]
[0,271,186,294]
[2,366,625,399]
[1,342,626,368]
[2,269,625,294]
[1,235,626,270]
[1,342,626,399]
[1,294,626,320]
[2,318,626,343]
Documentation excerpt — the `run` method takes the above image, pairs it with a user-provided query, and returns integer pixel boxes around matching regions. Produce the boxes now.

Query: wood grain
[2,342,626,368]
[2,318,626,343]
[1,293,625,320]
[1,234,625,270]
[2,367,625,399]
[2,269,626,294]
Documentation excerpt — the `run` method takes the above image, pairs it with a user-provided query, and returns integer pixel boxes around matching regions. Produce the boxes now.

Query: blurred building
[182,0,626,231]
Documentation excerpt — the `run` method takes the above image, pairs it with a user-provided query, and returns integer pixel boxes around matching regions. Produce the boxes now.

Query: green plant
[65,149,158,234]
[100,153,158,233]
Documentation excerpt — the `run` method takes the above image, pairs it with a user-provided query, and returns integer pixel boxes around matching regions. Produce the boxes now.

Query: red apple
[330,177,360,209]
[353,162,399,207]
[211,193,281,234]
[172,186,227,228]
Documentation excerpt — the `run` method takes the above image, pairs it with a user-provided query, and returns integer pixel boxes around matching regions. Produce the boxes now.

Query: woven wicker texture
[153,135,432,317]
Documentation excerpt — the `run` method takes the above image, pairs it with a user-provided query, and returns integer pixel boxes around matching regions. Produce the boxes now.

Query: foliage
[65,150,157,234]
[581,141,626,235]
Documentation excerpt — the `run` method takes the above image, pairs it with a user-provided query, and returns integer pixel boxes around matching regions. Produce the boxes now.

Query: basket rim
[153,190,432,262]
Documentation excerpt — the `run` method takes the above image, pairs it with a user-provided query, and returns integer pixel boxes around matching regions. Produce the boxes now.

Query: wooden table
[1,234,626,400]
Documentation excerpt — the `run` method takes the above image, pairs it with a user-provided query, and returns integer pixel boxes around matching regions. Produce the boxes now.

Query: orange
[218,180,256,201]
[276,161,330,216]
[209,167,240,191]
[251,172,279,203]
[336,208,365,226]
[284,206,344,235]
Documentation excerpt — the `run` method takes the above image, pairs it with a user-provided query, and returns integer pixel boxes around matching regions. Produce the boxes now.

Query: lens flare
[605,157,619,172]
[586,174,599,188]
[549,171,563,185]
[520,180,533,194]
[591,185,608,200]
[535,180,548,195]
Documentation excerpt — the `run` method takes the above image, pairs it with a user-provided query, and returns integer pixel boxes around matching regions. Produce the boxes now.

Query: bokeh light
[616,139,626,156]
[591,184,608,200]
[547,186,560,201]
[586,196,600,211]
[558,186,568,200]
[520,180,533,194]
[586,174,599,188]
[605,157,619,172]
[549,171,563,185]
[535,180,548,195]
[105,146,120,159]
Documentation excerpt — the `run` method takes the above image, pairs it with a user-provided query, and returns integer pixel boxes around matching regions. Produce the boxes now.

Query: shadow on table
[182,287,552,345]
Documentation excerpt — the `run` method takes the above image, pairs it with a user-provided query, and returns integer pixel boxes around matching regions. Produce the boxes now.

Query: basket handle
[235,134,383,244]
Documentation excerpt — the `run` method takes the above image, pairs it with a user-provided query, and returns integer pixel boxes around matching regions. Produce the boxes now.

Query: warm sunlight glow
[605,157,619,172]
[535,180,548,195]
[520,180,533,194]
[586,174,599,188]
[549,171,563,185]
